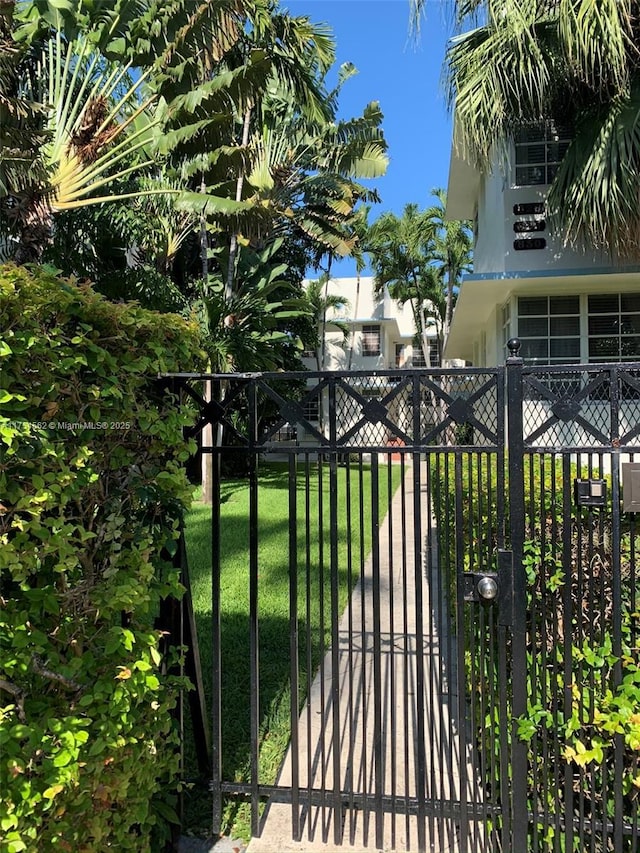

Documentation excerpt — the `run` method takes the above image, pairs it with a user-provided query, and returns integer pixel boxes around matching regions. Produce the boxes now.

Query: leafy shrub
[518,522,640,849]
[431,453,640,850]
[0,265,205,852]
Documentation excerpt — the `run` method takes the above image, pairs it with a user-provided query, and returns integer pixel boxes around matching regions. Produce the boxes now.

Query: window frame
[513,122,572,188]
[412,346,426,368]
[587,294,640,363]
[361,324,381,357]
[516,293,640,366]
[302,397,319,423]
[516,295,581,365]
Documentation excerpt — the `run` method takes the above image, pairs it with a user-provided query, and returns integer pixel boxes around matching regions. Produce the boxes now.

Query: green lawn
[183,457,402,838]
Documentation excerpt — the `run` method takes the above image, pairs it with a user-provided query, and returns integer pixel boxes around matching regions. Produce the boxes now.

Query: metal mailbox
[622,463,640,512]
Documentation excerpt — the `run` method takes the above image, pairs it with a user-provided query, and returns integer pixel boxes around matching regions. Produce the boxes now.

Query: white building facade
[303,276,440,373]
[288,276,441,445]
[445,123,640,368]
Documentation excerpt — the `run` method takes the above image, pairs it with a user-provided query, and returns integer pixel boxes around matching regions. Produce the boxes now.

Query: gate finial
[507,338,521,358]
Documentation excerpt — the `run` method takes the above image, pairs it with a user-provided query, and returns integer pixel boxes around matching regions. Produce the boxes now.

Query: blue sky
[283,0,456,275]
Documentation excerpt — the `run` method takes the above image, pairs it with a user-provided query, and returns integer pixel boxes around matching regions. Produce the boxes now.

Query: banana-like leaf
[174,190,256,215]
[340,141,389,180]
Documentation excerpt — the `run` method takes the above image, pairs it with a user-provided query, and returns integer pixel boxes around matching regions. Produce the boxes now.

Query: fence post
[505,339,529,851]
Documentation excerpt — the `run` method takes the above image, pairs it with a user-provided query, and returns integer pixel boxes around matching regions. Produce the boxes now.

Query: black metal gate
[168,345,639,852]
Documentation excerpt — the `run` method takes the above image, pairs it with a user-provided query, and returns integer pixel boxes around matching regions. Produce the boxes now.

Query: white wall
[474,173,612,275]
[319,277,415,336]
[304,276,437,372]
[522,400,640,448]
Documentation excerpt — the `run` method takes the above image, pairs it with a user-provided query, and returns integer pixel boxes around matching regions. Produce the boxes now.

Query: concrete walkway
[247,461,482,853]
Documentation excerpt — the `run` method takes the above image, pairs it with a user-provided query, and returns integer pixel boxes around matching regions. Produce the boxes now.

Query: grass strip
[183,457,402,838]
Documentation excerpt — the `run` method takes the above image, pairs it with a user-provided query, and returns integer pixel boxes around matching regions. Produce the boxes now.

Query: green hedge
[431,452,640,849]
[0,265,205,853]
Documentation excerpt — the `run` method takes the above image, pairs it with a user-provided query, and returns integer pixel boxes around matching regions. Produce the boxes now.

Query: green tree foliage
[0,264,206,852]
[167,20,388,294]
[0,0,49,200]
[197,238,310,372]
[1,0,387,350]
[236,62,388,268]
[0,0,284,262]
[424,188,472,336]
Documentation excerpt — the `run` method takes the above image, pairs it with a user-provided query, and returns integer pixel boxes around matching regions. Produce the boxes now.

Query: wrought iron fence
[163,348,639,852]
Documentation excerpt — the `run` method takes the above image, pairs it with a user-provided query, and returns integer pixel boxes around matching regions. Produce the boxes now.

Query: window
[303,398,319,423]
[517,296,580,364]
[409,341,439,367]
[412,347,426,368]
[514,123,571,187]
[517,293,640,366]
[395,343,405,367]
[362,324,381,356]
[588,294,640,362]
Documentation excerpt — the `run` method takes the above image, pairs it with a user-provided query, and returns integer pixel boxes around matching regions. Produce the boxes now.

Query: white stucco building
[285,276,441,445]
[445,122,640,367]
[303,276,440,373]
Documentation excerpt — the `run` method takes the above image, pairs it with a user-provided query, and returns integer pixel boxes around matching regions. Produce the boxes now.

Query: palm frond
[442,0,640,257]
[548,81,640,258]
[175,189,261,216]
[295,213,356,257]
[558,0,630,93]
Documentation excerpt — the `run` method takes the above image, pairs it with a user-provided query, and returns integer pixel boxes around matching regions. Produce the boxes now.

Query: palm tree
[347,204,371,369]
[108,172,199,274]
[298,274,349,438]
[242,97,387,266]
[197,238,310,373]
[367,194,471,365]
[368,203,443,366]
[196,236,311,500]
[154,5,386,499]
[5,0,387,275]
[424,188,472,342]
[412,0,640,259]
[303,275,350,371]
[0,0,48,206]
[218,10,337,298]
[170,36,388,287]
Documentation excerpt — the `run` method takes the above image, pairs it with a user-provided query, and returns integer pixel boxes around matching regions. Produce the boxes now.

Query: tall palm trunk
[319,274,330,372]
[201,108,252,504]
[317,275,330,436]
[418,305,432,368]
[200,172,215,504]
[347,272,360,371]
[443,274,454,367]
